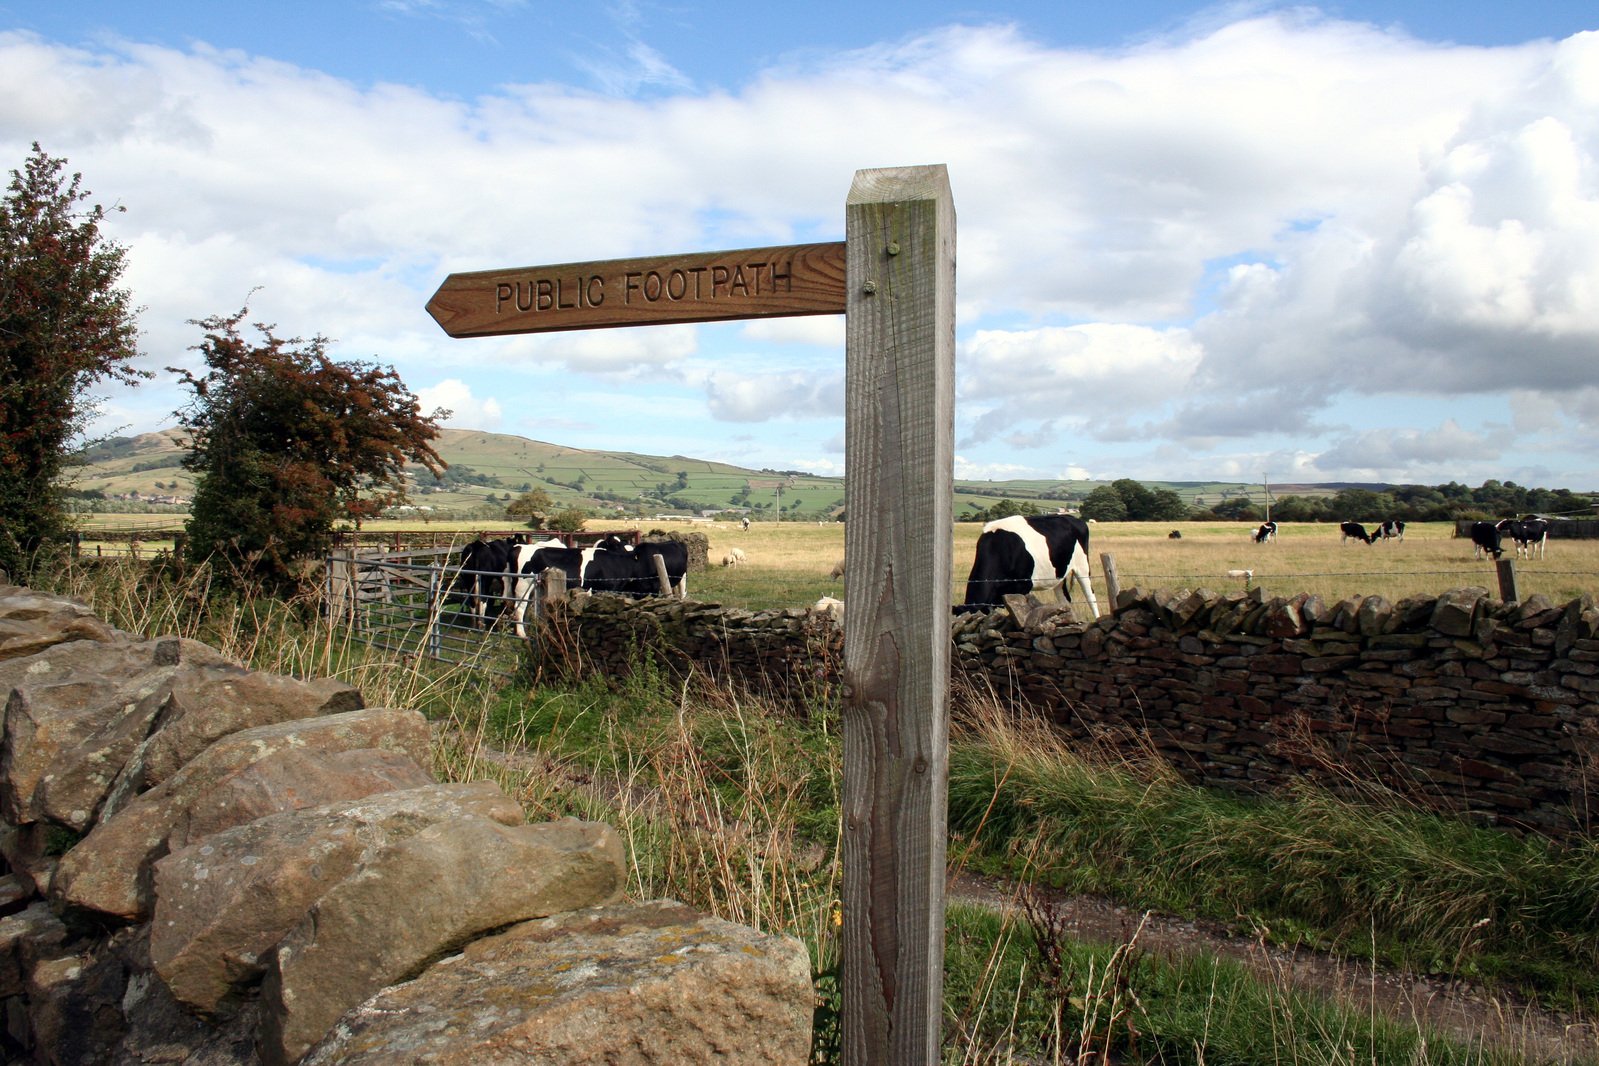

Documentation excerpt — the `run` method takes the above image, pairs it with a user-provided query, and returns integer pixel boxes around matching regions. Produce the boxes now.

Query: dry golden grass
[598,518,1599,610]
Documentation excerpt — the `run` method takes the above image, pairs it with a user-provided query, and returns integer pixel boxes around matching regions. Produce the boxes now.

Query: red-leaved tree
[0,144,144,578]
[173,310,447,590]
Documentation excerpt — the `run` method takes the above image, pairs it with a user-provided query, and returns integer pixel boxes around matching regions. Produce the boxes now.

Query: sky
[3,1,1598,491]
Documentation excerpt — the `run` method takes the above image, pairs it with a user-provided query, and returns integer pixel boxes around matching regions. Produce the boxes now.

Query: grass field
[69,515,1599,609]
[604,519,1599,610]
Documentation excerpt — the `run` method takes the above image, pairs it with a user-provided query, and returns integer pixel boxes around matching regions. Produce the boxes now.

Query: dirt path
[948,870,1598,1064]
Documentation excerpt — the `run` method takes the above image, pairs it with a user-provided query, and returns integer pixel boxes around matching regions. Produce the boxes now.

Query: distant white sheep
[721,547,747,567]
[1225,568,1254,585]
[813,595,844,622]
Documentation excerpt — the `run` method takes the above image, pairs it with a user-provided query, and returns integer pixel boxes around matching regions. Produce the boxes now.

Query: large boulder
[260,816,626,1066]
[100,663,364,822]
[150,780,516,1014]
[0,588,123,664]
[51,707,431,920]
[0,637,230,828]
[303,900,814,1066]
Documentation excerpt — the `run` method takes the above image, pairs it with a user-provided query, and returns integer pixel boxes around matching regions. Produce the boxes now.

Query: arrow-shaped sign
[427,241,847,338]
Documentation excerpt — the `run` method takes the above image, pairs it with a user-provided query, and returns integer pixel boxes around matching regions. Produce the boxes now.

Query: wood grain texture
[840,164,955,1066]
[427,242,846,337]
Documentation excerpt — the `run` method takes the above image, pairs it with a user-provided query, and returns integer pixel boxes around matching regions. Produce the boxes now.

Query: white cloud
[959,324,1202,445]
[704,369,845,422]
[417,378,502,428]
[5,17,1599,486]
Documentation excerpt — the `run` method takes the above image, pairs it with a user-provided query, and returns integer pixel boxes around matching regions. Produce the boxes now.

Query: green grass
[22,560,1597,1063]
[945,702,1599,1012]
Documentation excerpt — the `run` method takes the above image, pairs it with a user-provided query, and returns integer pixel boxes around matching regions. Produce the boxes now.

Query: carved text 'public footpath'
[427,242,846,337]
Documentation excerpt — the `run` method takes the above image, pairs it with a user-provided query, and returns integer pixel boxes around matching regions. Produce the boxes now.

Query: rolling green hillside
[67,427,1307,519]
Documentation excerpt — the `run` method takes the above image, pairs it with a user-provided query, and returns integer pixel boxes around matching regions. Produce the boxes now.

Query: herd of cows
[442,512,1555,633]
[446,533,688,634]
[1251,516,1551,560]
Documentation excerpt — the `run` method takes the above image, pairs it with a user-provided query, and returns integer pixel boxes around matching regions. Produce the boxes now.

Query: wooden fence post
[1100,552,1120,614]
[1496,558,1520,603]
[651,554,672,597]
[841,164,955,1066]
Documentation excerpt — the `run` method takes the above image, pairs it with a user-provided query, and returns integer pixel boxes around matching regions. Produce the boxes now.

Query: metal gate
[324,546,527,673]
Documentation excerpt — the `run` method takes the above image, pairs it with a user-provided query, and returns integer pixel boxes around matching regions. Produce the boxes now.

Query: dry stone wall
[0,585,812,1065]
[539,585,1598,837]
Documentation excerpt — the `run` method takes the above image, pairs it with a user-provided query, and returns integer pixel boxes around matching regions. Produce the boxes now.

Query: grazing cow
[1168,530,1183,540]
[1470,521,1504,560]
[1376,519,1406,543]
[445,536,519,627]
[516,541,658,603]
[1498,518,1549,560]
[511,544,599,636]
[1252,521,1278,544]
[1339,521,1374,545]
[505,536,567,631]
[741,516,751,531]
[957,514,1099,617]
[595,536,689,597]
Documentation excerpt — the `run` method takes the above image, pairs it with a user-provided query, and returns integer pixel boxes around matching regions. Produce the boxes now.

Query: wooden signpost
[427,165,955,1066]
[427,241,847,337]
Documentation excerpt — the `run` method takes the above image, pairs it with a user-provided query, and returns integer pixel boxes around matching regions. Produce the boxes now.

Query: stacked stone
[0,586,812,1065]
[950,586,1598,837]
[545,586,1597,837]
[542,594,844,705]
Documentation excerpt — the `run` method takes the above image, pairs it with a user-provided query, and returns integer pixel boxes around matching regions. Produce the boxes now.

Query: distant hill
[66,427,1311,519]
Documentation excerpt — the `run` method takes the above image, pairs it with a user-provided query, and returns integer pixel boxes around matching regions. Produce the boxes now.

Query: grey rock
[151,780,515,1014]
[303,899,813,1066]
[261,816,625,1066]
[51,707,431,920]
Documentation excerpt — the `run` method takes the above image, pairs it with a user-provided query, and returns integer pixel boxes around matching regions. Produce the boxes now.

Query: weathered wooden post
[1100,551,1121,613]
[841,164,955,1065]
[1496,558,1520,604]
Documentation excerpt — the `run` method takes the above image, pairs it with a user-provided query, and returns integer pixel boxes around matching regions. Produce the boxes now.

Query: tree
[0,144,144,578]
[1079,486,1128,522]
[1110,479,1156,520]
[1146,488,1189,522]
[545,507,588,533]
[173,309,445,589]
[506,488,553,526]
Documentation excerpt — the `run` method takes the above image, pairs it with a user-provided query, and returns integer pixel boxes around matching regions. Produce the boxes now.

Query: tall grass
[23,559,1597,1063]
[946,696,1599,1012]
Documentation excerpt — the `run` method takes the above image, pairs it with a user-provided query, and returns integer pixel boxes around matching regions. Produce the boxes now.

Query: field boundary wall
[537,586,1598,837]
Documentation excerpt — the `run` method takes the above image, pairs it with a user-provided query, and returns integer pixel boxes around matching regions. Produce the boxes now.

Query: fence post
[841,164,954,1066]
[426,565,443,659]
[651,554,672,597]
[70,531,81,559]
[1496,558,1520,603]
[1100,552,1120,614]
[535,567,567,621]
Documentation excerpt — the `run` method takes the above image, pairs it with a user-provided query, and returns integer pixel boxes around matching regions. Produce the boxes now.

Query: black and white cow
[1339,521,1374,545]
[1497,518,1549,560]
[595,536,689,598]
[506,536,568,633]
[1376,519,1406,543]
[1252,521,1278,544]
[957,514,1098,617]
[444,536,519,627]
[1470,520,1504,560]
